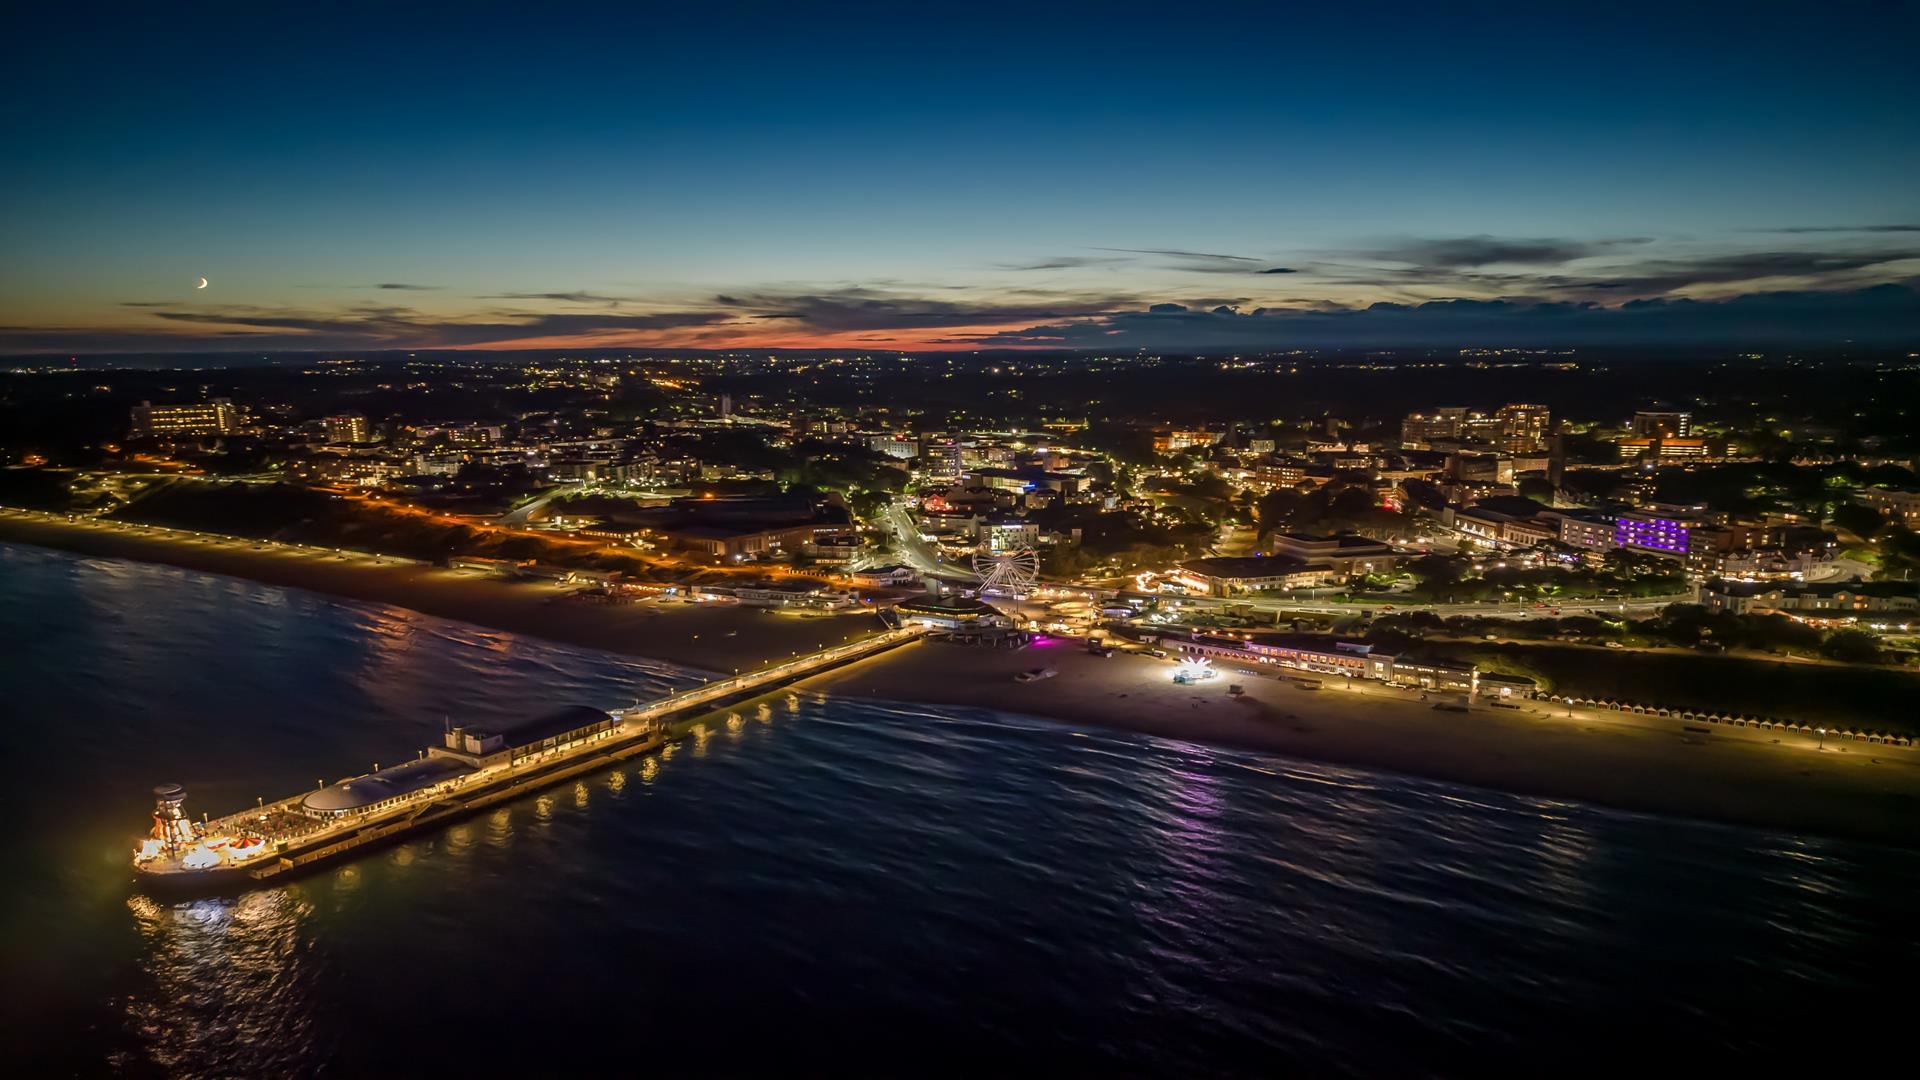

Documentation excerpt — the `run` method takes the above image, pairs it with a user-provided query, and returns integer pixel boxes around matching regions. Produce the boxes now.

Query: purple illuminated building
[1615,513,1691,554]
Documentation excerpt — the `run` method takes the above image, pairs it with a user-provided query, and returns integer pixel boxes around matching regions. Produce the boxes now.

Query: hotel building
[129,398,243,438]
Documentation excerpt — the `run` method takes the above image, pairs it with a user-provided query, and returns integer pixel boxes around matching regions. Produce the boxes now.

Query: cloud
[1757,225,1920,234]
[478,291,628,305]
[1093,247,1260,262]
[18,265,1918,353]
[20,304,733,351]
[1348,235,1653,268]
[715,287,1136,332]
[1543,250,1920,294]
[968,284,1920,349]
[1000,256,1131,271]
[372,282,441,290]
[1259,267,1297,274]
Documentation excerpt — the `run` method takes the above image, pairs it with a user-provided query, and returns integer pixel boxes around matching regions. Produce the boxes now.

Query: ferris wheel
[972,545,1040,597]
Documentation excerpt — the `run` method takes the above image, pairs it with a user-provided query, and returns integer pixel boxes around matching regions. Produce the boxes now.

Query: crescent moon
[196,277,209,289]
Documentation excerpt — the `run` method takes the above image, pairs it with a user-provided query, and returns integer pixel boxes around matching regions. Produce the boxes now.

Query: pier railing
[616,624,926,723]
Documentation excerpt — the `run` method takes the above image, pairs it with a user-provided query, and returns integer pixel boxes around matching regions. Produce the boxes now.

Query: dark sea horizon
[1,541,1911,1076]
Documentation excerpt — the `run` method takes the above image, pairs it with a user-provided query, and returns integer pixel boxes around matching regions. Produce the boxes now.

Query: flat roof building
[302,757,476,817]
[1172,556,1338,596]
[130,398,242,439]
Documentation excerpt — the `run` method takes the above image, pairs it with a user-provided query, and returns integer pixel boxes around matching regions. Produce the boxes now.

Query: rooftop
[303,756,475,814]
[468,706,615,748]
[1178,555,1324,579]
[897,595,1002,616]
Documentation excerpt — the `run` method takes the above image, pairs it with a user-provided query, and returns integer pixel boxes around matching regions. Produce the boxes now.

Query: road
[496,482,587,526]
[880,502,1687,618]
[882,502,978,583]
[1807,557,1875,583]
[1129,591,1694,619]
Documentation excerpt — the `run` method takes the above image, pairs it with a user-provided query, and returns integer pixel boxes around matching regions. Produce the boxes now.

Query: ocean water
[0,542,1911,1076]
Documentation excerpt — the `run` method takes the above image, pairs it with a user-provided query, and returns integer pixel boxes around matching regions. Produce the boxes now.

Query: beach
[0,511,877,672]
[8,508,1919,848]
[803,643,1920,847]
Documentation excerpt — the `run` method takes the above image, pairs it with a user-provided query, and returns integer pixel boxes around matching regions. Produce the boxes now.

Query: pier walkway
[614,622,926,726]
[136,623,926,893]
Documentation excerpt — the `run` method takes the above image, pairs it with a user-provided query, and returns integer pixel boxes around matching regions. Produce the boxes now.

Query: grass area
[1449,642,1919,732]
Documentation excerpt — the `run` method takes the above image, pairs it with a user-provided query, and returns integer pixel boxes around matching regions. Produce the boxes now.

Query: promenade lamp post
[1817,727,1828,750]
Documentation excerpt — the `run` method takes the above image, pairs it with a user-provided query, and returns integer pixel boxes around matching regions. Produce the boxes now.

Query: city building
[1632,409,1693,438]
[1175,635,1482,694]
[1400,407,1470,449]
[653,522,817,559]
[1495,403,1551,452]
[850,565,917,588]
[1616,437,1724,462]
[1543,509,1617,551]
[1682,523,1760,575]
[966,467,1085,496]
[129,398,242,438]
[1267,533,1400,576]
[1153,429,1221,453]
[579,522,652,546]
[1614,511,1701,557]
[729,583,857,609]
[1698,579,1919,619]
[867,435,918,461]
[321,414,371,444]
[894,595,1016,632]
[1171,556,1339,596]
[291,453,405,487]
[1858,487,1920,529]
[1255,460,1308,488]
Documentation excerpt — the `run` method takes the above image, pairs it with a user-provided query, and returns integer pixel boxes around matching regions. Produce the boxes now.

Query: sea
[0,541,1911,1076]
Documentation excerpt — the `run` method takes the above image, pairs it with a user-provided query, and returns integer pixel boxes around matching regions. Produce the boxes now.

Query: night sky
[5,3,1918,353]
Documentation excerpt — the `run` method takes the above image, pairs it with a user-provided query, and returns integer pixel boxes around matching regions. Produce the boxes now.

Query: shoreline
[8,510,1920,850]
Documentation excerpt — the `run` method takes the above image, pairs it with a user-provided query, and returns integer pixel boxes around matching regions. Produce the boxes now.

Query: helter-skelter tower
[150,783,196,851]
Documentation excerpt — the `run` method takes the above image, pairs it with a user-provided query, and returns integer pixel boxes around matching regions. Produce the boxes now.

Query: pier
[134,623,926,893]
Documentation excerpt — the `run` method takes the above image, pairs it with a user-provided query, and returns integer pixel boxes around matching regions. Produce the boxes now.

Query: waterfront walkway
[616,623,926,725]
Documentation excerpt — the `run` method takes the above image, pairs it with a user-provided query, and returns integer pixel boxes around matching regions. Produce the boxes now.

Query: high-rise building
[129,398,242,438]
[1632,409,1693,438]
[1399,407,1468,448]
[1495,403,1551,451]
[321,414,371,444]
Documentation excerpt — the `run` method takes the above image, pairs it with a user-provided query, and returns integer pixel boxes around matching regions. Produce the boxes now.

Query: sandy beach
[803,642,1920,847]
[8,509,1920,848]
[0,511,882,673]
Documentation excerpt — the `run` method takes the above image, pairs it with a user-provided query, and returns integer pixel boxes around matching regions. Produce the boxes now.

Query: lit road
[1806,557,1875,583]
[497,482,587,526]
[882,503,978,583]
[1132,592,1695,619]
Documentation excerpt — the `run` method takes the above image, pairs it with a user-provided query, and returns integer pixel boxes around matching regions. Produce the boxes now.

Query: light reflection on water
[3,541,1918,1076]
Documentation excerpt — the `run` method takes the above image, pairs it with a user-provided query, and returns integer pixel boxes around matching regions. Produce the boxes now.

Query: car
[1014,667,1058,682]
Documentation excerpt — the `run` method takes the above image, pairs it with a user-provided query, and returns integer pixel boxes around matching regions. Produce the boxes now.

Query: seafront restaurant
[1178,633,1480,694]
[301,757,477,819]
[434,705,623,770]
[893,594,1031,646]
[894,595,1013,632]
[300,706,627,821]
